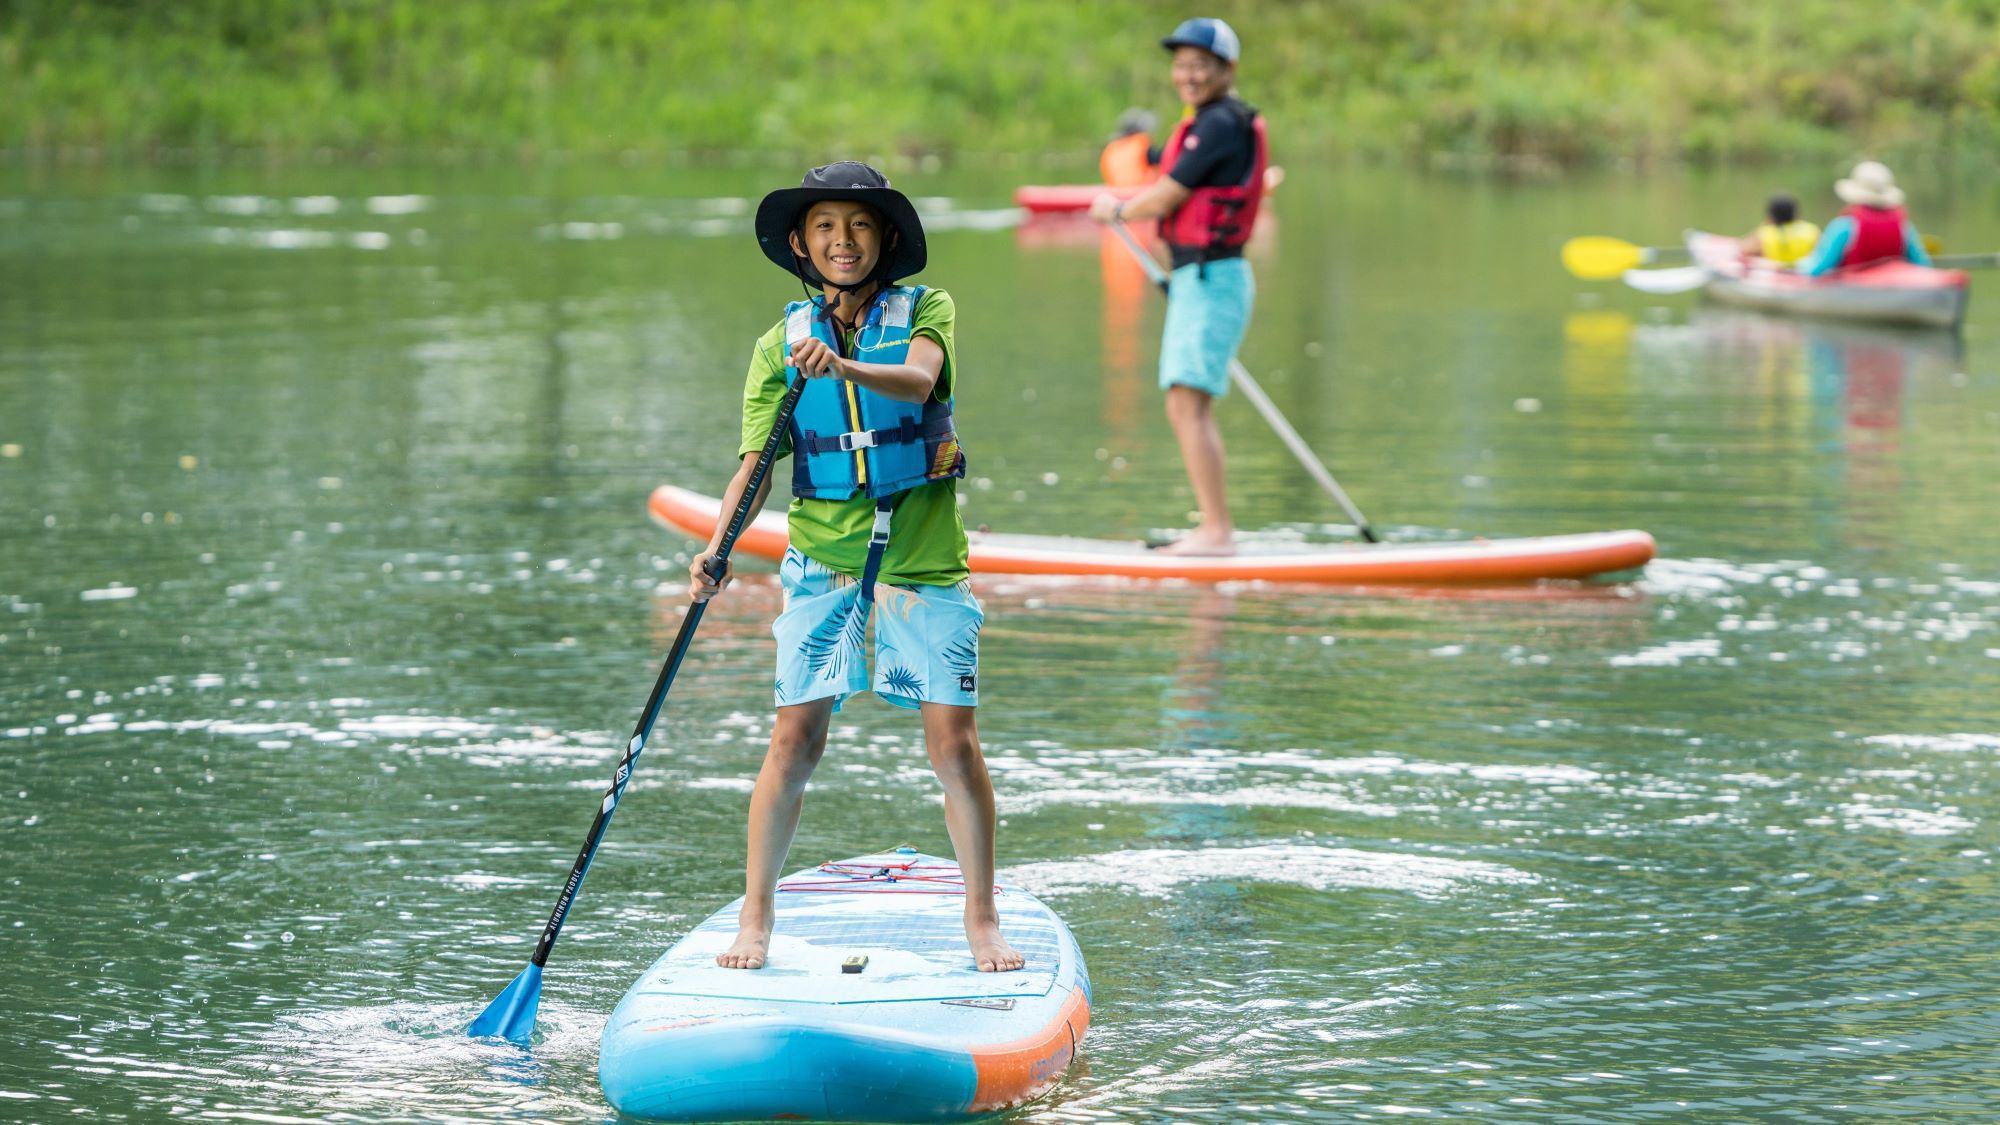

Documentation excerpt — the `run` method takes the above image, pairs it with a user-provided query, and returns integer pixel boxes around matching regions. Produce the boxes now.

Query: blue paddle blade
[468,963,543,1046]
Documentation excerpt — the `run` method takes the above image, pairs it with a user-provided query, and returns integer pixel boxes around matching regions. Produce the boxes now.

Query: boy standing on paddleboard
[688,162,1023,974]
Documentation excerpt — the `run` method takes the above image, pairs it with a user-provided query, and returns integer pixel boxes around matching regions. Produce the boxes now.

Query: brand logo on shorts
[958,674,976,692]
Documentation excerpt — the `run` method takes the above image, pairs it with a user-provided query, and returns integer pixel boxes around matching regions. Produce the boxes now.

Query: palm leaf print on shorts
[941,635,978,681]
[881,664,923,698]
[801,597,868,681]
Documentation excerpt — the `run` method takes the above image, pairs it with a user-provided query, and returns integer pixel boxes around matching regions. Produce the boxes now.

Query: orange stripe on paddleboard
[968,986,1091,1113]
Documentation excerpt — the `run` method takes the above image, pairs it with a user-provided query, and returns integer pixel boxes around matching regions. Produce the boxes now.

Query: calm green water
[3,159,1999,1122]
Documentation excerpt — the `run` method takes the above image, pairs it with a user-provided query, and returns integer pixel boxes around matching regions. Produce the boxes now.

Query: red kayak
[1015,169,1284,217]
[1013,184,1142,215]
[1686,231,1970,330]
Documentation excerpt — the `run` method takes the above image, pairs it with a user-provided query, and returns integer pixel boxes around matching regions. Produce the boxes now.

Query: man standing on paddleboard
[689,161,1023,975]
[1091,17,1269,557]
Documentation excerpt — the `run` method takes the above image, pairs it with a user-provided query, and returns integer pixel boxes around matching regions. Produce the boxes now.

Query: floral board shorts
[772,547,982,712]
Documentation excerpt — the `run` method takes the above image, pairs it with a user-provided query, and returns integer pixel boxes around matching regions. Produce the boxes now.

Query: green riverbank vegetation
[6,0,1999,165]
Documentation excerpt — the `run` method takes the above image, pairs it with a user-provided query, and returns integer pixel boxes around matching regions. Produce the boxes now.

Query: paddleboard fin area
[598,851,1088,1122]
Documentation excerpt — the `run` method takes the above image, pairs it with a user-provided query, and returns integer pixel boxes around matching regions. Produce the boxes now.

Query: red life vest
[1158,102,1268,257]
[1838,204,1909,268]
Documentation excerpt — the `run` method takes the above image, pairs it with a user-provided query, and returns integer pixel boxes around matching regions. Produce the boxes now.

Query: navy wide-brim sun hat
[755,161,927,282]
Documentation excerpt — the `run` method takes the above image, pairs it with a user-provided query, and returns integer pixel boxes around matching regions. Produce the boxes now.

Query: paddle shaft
[521,374,807,971]
[1110,221,1380,543]
[1932,253,2000,269]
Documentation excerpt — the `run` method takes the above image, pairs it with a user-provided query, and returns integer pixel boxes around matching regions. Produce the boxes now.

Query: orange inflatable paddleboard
[649,486,1654,586]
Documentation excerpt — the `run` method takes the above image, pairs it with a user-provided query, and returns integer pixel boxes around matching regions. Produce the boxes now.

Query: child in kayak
[1738,192,1820,267]
[688,161,1023,974]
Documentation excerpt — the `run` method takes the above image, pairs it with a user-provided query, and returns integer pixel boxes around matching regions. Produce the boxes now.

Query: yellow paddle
[1561,236,1690,281]
[1568,234,1967,280]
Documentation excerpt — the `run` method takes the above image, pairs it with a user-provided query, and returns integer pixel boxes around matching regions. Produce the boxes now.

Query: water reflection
[1633,306,1958,431]
[1626,306,1962,548]
[1562,301,1978,555]
[1012,218,1158,444]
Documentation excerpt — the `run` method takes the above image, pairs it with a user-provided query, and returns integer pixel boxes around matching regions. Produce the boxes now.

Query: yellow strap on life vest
[843,339,867,486]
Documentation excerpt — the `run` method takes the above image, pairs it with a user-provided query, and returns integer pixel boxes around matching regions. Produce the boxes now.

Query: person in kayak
[1738,192,1820,267]
[1089,17,1267,556]
[1796,161,1933,277]
[1100,108,1161,188]
[690,161,1023,975]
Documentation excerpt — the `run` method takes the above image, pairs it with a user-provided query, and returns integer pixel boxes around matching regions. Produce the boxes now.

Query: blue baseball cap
[1161,17,1240,64]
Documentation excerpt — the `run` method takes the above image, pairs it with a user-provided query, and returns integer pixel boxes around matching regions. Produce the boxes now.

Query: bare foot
[967,915,1025,973]
[1150,532,1235,557]
[715,924,770,969]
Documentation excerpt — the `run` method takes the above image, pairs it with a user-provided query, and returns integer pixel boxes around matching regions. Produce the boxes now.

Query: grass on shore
[5,1,1998,164]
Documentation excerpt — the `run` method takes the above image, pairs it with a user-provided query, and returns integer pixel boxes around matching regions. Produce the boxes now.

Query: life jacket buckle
[836,430,877,452]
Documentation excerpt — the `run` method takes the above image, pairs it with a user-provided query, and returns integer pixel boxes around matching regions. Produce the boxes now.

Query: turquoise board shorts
[1160,256,1256,398]
[773,548,982,712]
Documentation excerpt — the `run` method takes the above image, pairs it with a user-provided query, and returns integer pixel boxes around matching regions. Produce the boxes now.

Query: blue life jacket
[784,286,964,502]
[781,285,965,603]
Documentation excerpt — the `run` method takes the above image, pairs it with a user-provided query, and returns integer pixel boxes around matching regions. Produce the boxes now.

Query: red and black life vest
[1837,204,1909,268]
[1158,102,1268,259]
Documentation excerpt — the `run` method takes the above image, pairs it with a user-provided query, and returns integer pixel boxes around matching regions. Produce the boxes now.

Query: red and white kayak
[649,486,1655,586]
[1687,231,1970,330]
[1012,184,1142,215]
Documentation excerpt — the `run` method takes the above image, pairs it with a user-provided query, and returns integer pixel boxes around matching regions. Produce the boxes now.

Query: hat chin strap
[790,232,899,324]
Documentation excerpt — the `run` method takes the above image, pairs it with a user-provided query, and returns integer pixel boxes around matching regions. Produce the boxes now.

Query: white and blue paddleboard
[599,848,1091,1122]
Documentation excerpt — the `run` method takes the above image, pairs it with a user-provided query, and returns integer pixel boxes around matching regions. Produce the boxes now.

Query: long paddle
[469,372,808,1047]
[1561,236,1688,281]
[1109,221,1380,543]
[1572,234,1993,278]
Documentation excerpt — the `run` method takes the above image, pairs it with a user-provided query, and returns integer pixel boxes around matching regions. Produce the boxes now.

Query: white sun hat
[1834,161,1905,209]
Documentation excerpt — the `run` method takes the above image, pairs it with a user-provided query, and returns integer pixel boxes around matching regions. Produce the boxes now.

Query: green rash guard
[737,288,970,587]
